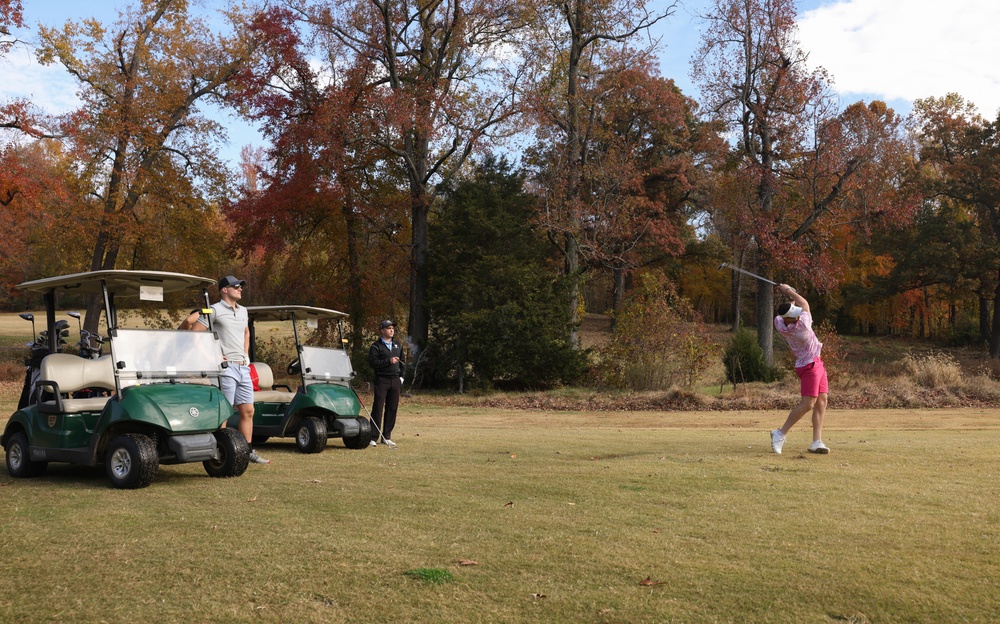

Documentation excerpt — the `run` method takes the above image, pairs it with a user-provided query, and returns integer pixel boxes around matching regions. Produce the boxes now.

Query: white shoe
[384,439,397,449]
[808,440,830,454]
[369,440,377,447]
[770,429,786,454]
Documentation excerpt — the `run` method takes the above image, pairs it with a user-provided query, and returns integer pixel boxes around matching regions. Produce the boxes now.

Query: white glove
[399,377,404,384]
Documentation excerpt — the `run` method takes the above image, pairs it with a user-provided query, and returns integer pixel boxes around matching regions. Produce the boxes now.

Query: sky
[4,0,1000,166]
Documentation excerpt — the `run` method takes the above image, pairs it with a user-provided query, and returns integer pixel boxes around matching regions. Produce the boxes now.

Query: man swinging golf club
[770,283,830,455]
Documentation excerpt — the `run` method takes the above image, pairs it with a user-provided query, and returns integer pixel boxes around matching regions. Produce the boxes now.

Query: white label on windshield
[140,285,164,301]
[324,372,331,378]
[307,318,318,329]
[166,366,177,375]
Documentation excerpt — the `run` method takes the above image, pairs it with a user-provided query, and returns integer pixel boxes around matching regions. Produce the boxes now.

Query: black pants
[371,375,401,440]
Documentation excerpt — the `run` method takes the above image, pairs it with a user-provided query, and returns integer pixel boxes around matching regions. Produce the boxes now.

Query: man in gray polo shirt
[192,275,269,465]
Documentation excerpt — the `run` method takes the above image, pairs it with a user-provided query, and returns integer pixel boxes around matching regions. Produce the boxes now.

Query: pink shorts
[794,357,828,397]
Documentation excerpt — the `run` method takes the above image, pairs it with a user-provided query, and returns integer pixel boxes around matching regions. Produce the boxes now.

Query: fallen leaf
[639,577,665,587]
[531,593,547,600]
[511,453,516,459]
[504,501,514,508]
[308,479,322,483]
[457,559,478,566]
[567,502,576,505]
[247,496,258,503]
[652,528,662,534]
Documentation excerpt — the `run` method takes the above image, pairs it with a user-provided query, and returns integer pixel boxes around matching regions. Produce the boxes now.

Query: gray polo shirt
[198,300,249,364]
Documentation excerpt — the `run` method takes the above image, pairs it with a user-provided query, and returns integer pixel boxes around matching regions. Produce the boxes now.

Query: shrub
[724,327,776,384]
[593,273,719,391]
[901,352,962,388]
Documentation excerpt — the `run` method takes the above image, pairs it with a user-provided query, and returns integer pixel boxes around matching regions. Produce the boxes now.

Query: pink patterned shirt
[774,310,823,368]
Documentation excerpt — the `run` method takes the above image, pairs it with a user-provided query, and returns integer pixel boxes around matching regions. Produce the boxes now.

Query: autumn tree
[912,94,1000,356]
[693,0,916,364]
[225,7,411,370]
[301,0,525,358]
[36,0,269,331]
[523,0,672,346]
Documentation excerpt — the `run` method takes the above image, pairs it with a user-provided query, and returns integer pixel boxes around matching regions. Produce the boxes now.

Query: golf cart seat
[37,354,115,413]
[252,362,294,403]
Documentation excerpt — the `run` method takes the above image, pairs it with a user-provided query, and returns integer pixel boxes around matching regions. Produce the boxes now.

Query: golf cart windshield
[299,346,353,386]
[112,329,224,385]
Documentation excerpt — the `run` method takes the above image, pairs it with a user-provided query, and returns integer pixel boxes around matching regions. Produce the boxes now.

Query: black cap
[219,275,246,289]
[380,319,395,329]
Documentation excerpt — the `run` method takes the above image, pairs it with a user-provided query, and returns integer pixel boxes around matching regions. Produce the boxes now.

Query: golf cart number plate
[139,285,164,301]
[307,318,318,329]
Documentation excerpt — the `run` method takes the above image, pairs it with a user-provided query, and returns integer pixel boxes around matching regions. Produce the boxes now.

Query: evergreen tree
[427,156,586,390]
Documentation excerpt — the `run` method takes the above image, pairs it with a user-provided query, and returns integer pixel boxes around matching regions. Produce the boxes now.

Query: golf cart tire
[5,431,48,478]
[204,428,250,478]
[106,433,159,489]
[342,417,373,450]
[296,416,327,454]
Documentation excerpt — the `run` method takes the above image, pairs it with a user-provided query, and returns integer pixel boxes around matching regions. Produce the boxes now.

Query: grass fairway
[1,401,999,623]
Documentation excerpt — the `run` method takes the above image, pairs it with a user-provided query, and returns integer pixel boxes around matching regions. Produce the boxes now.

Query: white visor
[782,304,803,319]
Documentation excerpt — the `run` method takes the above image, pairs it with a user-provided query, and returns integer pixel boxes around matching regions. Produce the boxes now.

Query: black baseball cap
[380,319,396,329]
[219,275,246,289]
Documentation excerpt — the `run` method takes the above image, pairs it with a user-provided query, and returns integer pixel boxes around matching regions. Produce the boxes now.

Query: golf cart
[2,270,250,488]
[242,305,372,453]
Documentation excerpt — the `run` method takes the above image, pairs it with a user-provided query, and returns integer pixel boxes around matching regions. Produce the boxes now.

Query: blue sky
[5,0,999,166]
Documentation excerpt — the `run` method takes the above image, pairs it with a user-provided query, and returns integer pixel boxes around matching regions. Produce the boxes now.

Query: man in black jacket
[368,319,404,448]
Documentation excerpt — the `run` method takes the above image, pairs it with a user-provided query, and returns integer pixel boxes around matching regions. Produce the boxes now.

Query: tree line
[2,0,999,391]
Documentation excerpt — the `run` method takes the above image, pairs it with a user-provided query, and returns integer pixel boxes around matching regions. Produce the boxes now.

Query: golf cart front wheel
[5,431,48,478]
[296,416,328,454]
[106,433,159,489]
[204,428,250,478]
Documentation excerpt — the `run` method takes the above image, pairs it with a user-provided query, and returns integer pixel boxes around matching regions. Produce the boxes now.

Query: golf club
[718,262,778,286]
[19,312,36,342]
[351,387,397,450]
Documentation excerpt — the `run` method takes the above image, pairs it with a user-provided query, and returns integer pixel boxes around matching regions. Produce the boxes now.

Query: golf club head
[19,313,34,322]
[67,311,81,319]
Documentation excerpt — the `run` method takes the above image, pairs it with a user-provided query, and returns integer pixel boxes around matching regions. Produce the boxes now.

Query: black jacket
[369,338,404,377]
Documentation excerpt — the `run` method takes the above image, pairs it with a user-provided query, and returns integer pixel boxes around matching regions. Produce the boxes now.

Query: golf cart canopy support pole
[45,291,57,354]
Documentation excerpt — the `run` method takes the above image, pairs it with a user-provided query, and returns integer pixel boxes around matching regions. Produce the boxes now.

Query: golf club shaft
[352,387,391,447]
[720,262,778,286]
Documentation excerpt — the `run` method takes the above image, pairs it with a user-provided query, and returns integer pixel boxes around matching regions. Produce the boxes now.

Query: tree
[693,0,916,364]
[427,156,585,389]
[306,0,525,359]
[36,0,268,331]
[523,0,672,347]
[225,6,411,368]
[912,94,1000,356]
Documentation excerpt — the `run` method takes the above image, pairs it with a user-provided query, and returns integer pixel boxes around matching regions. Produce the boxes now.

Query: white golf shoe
[770,429,786,454]
[808,440,830,454]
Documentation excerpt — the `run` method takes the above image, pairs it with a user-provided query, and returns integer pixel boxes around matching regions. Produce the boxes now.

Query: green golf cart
[240,305,372,453]
[2,270,250,488]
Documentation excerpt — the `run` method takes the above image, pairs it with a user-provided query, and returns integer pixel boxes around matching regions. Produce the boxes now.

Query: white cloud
[2,47,81,113]
[798,0,1000,118]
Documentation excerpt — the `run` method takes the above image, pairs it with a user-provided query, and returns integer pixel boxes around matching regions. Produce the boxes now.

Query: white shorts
[221,364,254,407]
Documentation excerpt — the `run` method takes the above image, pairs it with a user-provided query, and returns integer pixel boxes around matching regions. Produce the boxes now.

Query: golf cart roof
[247,305,349,322]
[17,270,216,297]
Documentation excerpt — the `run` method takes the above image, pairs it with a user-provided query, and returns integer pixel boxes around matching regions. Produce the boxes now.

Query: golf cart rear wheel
[204,428,250,478]
[106,433,159,489]
[342,417,373,450]
[295,416,328,454]
[5,431,48,478]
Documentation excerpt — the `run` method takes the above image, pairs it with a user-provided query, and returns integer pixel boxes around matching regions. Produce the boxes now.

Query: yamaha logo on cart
[189,407,200,418]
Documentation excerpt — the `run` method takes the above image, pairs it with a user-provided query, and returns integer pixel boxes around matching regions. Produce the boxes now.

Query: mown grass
[2,396,999,623]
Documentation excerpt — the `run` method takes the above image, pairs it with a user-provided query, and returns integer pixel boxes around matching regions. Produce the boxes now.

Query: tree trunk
[565,233,580,347]
[980,295,991,346]
[408,189,430,352]
[756,278,774,366]
[343,198,366,361]
[990,277,1000,358]
[730,272,742,331]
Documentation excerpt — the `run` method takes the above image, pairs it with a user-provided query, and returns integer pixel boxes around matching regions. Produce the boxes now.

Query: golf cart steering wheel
[288,358,301,375]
